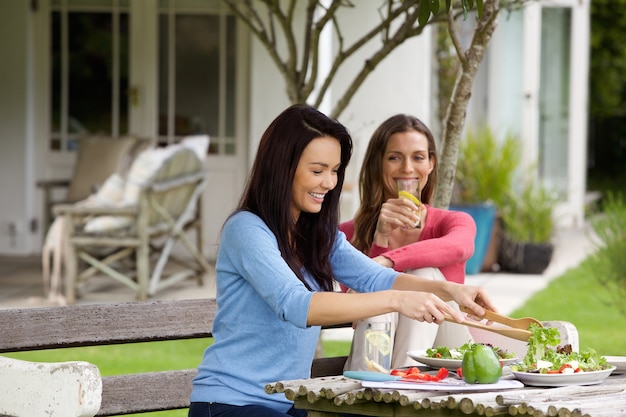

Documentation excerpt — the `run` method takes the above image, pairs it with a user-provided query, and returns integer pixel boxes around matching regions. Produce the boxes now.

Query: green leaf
[430,0,440,15]
[476,0,483,16]
[419,0,431,26]
[461,0,469,19]
[445,0,452,11]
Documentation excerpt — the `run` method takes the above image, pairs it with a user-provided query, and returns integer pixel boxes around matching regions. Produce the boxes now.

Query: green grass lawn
[510,256,626,355]
[4,256,625,416]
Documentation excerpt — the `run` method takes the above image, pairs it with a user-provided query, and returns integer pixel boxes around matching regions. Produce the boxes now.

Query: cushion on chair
[66,136,147,203]
[83,135,209,233]
[88,173,126,207]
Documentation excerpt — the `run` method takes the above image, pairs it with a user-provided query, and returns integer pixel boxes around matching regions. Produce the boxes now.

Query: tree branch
[434,0,501,208]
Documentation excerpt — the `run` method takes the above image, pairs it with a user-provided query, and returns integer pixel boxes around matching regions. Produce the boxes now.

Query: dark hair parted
[237,104,353,291]
[351,114,437,254]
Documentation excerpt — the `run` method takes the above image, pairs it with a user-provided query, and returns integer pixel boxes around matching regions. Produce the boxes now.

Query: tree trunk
[434,0,501,209]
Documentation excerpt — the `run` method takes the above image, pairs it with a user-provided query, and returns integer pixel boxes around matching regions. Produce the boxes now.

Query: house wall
[0,0,36,255]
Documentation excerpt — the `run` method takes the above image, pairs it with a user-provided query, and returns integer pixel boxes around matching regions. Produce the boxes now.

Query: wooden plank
[95,357,347,415]
[0,299,216,352]
[96,370,196,416]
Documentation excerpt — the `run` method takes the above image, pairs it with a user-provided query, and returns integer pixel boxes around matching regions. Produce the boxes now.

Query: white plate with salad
[510,323,615,387]
[407,343,518,371]
[512,367,616,387]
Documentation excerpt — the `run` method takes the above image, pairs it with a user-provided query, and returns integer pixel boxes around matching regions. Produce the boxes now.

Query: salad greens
[426,342,515,360]
[510,323,609,373]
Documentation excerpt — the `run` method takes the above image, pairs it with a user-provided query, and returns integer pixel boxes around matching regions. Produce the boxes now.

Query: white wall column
[0,0,37,254]
[565,0,590,227]
[129,0,158,140]
[522,3,542,175]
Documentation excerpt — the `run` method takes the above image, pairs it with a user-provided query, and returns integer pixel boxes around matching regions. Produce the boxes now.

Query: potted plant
[451,126,520,274]
[497,177,558,274]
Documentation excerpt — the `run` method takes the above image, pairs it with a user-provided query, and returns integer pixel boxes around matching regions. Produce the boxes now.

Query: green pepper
[461,344,502,384]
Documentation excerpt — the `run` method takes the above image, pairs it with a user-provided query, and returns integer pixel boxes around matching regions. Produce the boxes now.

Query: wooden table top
[266,372,626,417]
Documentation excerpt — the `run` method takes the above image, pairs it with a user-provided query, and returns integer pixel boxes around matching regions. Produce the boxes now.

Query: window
[50,0,237,156]
[50,0,129,151]
[158,2,237,155]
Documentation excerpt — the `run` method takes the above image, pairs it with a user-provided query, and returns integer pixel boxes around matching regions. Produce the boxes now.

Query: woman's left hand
[448,284,497,319]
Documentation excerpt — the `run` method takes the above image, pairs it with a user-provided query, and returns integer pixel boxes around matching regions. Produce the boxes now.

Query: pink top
[339,205,476,284]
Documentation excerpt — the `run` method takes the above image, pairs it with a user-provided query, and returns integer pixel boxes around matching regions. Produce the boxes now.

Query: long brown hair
[351,114,437,254]
[237,104,353,291]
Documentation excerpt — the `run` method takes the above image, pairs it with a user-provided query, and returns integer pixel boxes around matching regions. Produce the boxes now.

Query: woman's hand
[394,291,464,324]
[391,274,497,324]
[447,283,498,320]
[374,198,420,246]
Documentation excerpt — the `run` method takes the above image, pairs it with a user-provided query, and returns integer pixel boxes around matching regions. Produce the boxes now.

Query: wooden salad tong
[444,306,543,341]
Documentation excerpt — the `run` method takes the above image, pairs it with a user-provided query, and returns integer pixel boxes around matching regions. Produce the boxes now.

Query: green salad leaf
[510,323,609,373]
[524,323,560,367]
[426,342,515,360]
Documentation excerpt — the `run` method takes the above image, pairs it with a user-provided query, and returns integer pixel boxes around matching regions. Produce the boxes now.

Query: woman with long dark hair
[189,105,493,417]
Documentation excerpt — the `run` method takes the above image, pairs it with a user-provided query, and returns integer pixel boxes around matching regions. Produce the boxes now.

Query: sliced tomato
[403,372,435,381]
[558,364,572,373]
[405,367,422,376]
[433,367,449,381]
[391,366,448,382]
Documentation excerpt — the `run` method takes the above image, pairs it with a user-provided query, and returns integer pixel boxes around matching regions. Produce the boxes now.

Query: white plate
[361,378,524,392]
[407,349,518,371]
[512,366,616,387]
[604,356,626,374]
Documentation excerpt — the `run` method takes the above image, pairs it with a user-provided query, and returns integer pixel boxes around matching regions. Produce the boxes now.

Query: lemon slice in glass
[365,330,391,356]
[398,190,421,206]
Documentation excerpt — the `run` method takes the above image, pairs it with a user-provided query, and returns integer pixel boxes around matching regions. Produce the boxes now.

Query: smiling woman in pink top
[341,114,477,370]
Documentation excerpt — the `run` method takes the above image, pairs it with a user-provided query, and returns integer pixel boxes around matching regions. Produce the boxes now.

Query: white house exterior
[0,0,590,259]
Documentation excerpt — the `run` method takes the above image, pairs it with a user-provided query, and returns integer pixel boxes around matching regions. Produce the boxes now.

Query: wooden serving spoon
[443,314,533,341]
[459,306,543,330]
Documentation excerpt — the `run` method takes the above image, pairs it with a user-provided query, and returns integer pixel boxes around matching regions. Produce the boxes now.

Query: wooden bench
[0,298,579,416]
[0,298,350,417]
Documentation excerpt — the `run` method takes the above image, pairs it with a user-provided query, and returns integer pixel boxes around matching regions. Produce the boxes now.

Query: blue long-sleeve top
[190,211,399,411]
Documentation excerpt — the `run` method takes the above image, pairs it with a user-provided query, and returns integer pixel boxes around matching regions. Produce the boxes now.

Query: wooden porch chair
[37,135,151,233]
[53,138,212,303]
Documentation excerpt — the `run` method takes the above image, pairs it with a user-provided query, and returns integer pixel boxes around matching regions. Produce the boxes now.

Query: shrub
[454,126,520,206]
[587,192,626,318]
[500,178,558,244]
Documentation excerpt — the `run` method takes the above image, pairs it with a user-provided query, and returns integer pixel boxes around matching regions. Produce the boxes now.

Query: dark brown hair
[237,104,353,291]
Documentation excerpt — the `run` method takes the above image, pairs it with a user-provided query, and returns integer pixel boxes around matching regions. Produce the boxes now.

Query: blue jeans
[188,402,307,417]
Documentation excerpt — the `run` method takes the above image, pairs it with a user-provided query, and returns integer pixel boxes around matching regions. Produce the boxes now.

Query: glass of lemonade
[397,178,421,228]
